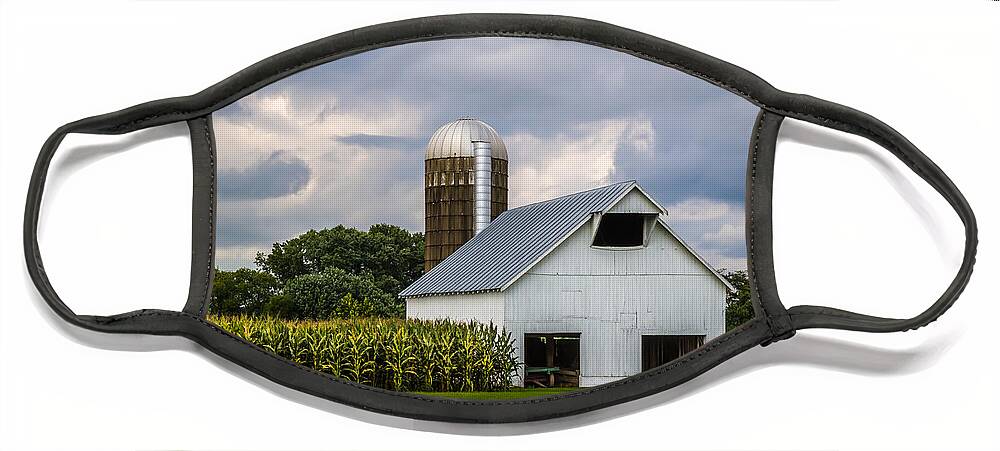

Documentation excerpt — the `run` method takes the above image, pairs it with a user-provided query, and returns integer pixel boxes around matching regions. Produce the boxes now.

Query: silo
[424,118,509,272]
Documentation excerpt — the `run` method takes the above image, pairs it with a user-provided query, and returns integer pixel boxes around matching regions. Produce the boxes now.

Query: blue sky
[213,37,759,271]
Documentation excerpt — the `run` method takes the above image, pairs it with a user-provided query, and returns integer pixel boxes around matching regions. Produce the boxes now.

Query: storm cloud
[213,37,758,270]
[218,150,311,200]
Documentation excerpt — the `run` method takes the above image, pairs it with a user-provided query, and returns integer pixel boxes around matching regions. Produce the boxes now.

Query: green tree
[255,224,424,295]
[262,294,296,318]
[283,267,402,319]
[722,269,754,331]
[210,268,280,316]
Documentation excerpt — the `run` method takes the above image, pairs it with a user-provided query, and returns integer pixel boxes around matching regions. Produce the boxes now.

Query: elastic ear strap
[24,112,202,333]
[774,101,978,333]
[25,124,84,325]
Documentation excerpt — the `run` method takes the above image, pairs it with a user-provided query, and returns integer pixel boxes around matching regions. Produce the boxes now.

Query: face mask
[25,14,977,424]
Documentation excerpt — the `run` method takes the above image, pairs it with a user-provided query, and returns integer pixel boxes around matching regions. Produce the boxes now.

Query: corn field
[209,315,519,392]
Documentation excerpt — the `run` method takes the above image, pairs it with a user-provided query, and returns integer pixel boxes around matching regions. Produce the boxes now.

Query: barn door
[523,333,581,387]
[641,335,705,371]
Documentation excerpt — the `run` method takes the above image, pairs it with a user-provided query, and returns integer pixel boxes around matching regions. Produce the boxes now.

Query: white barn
[400,181,733,387]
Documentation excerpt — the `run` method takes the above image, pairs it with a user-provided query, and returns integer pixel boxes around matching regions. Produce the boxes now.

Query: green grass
[414,387,579,400]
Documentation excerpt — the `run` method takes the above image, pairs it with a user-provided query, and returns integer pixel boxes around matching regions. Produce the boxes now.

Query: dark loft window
[593,214,645,247]
[641,335,705,371]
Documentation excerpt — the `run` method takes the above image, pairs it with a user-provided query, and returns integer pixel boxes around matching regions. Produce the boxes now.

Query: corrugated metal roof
[400,181,637,298]
[425,117,508,160]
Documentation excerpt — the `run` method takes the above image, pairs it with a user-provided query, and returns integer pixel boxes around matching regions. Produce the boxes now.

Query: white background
[1,1,997,450]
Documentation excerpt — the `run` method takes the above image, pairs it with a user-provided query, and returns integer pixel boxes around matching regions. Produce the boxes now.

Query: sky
[213,37,759,272]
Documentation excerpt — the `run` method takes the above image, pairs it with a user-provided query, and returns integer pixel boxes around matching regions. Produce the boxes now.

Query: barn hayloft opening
[523,333,580,388]
[641,335,705,371]
[592,213,651,248]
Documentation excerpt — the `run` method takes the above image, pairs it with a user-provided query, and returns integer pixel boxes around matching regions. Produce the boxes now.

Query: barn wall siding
[531,217,710,276]
[504,222,726,386]
[405,292,505,330]
[605,189,661,214]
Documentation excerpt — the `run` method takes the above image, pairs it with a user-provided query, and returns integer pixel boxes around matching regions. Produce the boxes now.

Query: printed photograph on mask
[210,37,760,398]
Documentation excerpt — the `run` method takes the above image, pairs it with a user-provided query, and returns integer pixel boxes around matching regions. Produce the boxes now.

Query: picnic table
[525,366,561,387]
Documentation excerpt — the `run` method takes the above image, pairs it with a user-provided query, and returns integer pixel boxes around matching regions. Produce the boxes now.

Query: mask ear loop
[768,102,978,333]
[24,106,211,334]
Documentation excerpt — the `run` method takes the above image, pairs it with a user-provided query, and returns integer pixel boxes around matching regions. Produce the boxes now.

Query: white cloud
[214,89,427,169]
[664,198,746,271]
[212,86,431,269]
[507,118,654,206]
[667,198,736,222]
[704,223,744,244]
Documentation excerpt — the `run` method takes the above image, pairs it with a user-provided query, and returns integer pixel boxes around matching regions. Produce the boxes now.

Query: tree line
[210,224,423,319]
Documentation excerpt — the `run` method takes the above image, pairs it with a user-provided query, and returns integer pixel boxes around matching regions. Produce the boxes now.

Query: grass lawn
[414,387,579,400]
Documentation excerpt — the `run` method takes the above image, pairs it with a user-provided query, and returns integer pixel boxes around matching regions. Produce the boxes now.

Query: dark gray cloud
[218,38,749,142]
[619,98,758,206]
[213,38,758,270]
[218,151,311,200]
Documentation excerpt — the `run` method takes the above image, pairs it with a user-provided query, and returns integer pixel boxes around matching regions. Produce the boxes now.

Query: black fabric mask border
[182,116,216,318]
[23,13,977,424]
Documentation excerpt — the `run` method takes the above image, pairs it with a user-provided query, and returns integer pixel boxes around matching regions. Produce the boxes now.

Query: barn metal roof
[400,180,735,298]
[401,181,637,297]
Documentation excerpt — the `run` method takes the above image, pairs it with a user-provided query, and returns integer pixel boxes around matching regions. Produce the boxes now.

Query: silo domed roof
[425,117,508,160]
